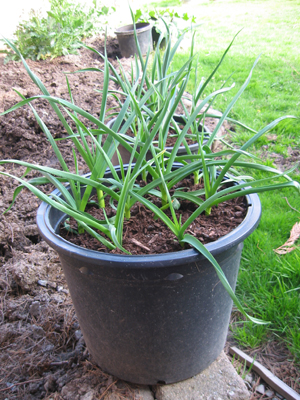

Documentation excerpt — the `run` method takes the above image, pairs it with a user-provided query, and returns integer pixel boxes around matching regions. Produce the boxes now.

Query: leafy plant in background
[0,30,299,325]
[134,7,196,40]
[0,0,114,63]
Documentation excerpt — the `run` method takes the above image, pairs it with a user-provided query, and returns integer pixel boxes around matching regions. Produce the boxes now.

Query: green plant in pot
[1,36,299,385]
[84,21,211,164]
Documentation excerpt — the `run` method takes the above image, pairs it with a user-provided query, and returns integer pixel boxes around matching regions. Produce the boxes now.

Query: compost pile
[0,35,299,399]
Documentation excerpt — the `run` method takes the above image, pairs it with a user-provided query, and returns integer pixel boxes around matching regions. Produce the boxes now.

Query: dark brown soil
[0,36,121,164]
[0,35,299,400]
[60,179,247,255]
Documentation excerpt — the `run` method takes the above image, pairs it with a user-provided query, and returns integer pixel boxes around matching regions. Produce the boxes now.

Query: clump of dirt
[0,34,299,399]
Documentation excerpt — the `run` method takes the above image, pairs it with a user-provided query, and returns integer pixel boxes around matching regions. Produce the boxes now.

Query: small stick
[0,378,43,392]
[131,238,150,252]
[49,361,69,366]
[99,379,118,400]
[284,197,300,214]
[9,223,14,243]
[229,346,300,400]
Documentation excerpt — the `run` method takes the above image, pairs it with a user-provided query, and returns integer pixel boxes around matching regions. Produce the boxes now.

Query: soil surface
[61,183,247,255]
[0,35,299,399]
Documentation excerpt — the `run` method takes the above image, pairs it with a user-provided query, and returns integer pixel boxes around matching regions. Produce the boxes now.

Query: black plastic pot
[36,166,261,384]
[115,23,153,58]
[108,115,211,166]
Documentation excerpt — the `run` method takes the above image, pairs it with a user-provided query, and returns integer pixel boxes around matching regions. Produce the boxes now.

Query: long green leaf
[212,115,296,192]
[207,54,261,148]
[181,234,267,324]
[0,171,113,236]
[195,29,242,105]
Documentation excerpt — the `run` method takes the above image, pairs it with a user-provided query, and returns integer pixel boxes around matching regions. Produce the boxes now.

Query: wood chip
[148,234,159,244]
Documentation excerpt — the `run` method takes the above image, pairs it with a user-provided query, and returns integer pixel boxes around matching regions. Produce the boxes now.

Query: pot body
[36,168,261,384]
[108,115,211,166]
[115,23,153,58]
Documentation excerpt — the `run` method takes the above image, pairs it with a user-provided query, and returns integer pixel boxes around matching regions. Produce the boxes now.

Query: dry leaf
[274,222,300,254]
[266,134,277,141]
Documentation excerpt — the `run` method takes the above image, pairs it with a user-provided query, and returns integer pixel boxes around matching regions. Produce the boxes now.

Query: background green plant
[134,7,196,39]
[1,0,114,62]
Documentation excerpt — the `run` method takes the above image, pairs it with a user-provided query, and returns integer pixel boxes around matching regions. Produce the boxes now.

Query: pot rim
[37,166,261,267]
[115,23,152,36]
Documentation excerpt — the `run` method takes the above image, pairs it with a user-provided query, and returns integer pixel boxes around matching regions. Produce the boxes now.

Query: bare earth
[0,36,299,399]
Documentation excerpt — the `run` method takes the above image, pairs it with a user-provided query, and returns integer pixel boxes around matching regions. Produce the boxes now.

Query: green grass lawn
[181,0,300,151]
[235,186,300,360]
[145,0,300,361]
